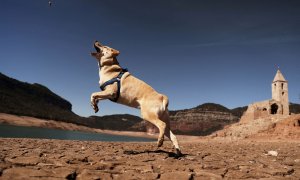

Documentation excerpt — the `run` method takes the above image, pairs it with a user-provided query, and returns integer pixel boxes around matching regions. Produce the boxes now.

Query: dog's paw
[157,137,164,147]
[90,102,99,113]
[175,148,183,157]
[94,105,99,113]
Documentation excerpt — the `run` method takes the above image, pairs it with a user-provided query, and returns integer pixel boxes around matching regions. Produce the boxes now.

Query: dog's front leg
[90,90,115,113]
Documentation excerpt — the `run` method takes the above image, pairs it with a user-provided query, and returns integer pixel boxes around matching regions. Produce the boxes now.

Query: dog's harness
[100,68,128,102]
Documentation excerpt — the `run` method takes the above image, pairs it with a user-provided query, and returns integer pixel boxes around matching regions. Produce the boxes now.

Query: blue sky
[1,0,300,117]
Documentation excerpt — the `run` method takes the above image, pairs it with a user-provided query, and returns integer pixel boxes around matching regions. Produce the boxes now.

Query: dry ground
[0,138,299,179]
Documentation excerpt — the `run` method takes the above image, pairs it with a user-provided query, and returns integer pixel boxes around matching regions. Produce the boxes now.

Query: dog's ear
[111,48,120,57]
[91,52,101,59]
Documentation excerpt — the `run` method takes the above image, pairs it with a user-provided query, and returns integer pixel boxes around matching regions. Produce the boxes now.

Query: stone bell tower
[271,69,289,115]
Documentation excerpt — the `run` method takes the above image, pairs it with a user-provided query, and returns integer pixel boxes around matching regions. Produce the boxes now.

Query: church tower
[271,69,289,115]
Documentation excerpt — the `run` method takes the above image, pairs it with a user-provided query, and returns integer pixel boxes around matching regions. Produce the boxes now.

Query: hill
[163,103,239,135]
[230,106,248,118]
[290,103,300,114]
[0,72,83,124]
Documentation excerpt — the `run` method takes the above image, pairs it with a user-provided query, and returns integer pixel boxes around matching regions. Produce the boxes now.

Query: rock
[136,165,153,173]
[1,166,76,179]
[112,171,159,180]
[160,171,192,180]
[1,167,49,179]
[263,167,295,176]
[77,169,112,180]
[267,151,278,157]
[37,163,56,167]
[51,167,78,179]
[4,157,40,166]
[194,170,222,180]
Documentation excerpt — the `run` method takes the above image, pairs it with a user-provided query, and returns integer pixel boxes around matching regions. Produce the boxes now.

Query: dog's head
[91,41,120,60]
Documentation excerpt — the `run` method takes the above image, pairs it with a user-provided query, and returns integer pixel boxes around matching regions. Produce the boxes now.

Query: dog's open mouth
[94,41,102,52]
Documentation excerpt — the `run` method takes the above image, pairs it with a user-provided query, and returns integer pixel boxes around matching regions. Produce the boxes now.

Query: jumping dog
[90,41,182,156]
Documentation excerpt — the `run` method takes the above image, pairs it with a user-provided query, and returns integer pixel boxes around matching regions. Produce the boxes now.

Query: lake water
[0,124,154,142]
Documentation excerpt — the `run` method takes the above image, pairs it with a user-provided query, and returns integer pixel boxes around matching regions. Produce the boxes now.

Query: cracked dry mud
[0,138,299,179]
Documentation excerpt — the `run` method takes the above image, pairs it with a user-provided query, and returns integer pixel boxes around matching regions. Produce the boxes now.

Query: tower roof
[273,69,286,82]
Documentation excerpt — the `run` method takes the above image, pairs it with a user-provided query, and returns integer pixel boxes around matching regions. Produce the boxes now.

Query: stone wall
[240,99,287,123]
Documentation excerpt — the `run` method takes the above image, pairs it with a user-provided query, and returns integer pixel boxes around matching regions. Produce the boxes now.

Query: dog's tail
[161,95,169,112]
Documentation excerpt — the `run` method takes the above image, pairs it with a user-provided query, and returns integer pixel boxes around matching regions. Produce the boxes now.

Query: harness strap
[100,68,128,102]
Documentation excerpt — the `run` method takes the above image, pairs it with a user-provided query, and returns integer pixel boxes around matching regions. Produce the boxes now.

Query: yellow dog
[90,41,182,156]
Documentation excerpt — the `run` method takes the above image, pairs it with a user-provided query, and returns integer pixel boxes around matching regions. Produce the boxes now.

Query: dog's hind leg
[165,129,182,156]
[155,120,166,147]
[141,108,166,147]
[161,110,182,156]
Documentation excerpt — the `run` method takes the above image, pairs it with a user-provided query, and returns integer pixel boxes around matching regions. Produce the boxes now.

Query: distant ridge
[167,103,240,135]
[1,72,299,135]
[290,103,300,114]
[195,103,232,112]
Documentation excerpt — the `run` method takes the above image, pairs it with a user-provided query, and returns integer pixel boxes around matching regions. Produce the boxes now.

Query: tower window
[282,92,284,96]
[281,83,284,89]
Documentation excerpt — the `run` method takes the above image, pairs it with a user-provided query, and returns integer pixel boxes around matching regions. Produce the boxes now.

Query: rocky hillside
[166,103,239,135]
[252,114,300,139]
[212,114,289,139]
[2,72,300,136]
[211,114,300,140]
[230,106,248,118]
[0,73,82,124]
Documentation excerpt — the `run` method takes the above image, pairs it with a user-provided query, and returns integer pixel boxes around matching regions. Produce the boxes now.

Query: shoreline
[0,113,155,139]
[0,113,202,141]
